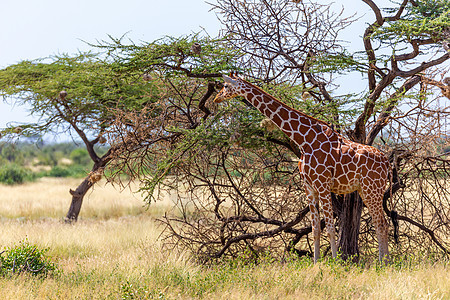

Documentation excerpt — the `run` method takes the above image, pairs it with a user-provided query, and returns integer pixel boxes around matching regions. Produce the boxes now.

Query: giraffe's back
[330,138,390,196]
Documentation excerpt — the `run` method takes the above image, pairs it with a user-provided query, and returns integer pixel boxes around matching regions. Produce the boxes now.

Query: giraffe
[214,73,393,263]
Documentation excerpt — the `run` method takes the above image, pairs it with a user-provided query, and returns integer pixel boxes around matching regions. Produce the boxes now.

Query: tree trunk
[335,191,363,262]
[65,162,105,223]
[65,176,94,223]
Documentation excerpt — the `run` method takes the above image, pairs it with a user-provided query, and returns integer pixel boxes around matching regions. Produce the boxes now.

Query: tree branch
[366,75,421,145]
[52,99,101,163]
[152,63,223,79]
[386,0,410,21]
[198,82,215,121]
[396,213,450,254]
[214,207,311,258]
[395,53,450,78]
[362,0,383,25]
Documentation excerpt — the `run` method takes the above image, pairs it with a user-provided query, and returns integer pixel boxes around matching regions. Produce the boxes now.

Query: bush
[0,240,57,277]
[0,164,30,185]
[48,165,71,177]
[66,164,89,178]
[70,148,91,166]
[47,165,88,178]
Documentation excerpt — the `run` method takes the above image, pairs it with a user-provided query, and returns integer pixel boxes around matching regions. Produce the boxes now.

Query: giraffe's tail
[390,210,399,244]
[383,162,400,244]
[390,164,400,244]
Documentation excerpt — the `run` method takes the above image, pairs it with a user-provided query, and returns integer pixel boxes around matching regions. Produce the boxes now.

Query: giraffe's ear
[223,75,237,86]
[229,71,240,78]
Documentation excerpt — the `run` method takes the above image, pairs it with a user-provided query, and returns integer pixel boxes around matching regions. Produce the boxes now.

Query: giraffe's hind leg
[319,193,338,260]
[361,191,390,263]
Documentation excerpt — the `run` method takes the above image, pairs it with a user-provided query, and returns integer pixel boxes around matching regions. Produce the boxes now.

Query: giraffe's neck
[239,81,330,150]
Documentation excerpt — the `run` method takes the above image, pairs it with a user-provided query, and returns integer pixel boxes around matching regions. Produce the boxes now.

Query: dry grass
[0,178,449,299]
[0,177,175,220]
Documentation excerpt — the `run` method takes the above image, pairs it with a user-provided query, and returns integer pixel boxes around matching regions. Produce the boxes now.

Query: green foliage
[0,240,57,277]
[0,163,31,185]
[48,165,72,177]
[70,148,91,166]
[99,33,239,79]
[0,33,239,189]
[0,143,24,165]
[0,52,155,139]
[308,51,367,74]
[65,164,89,178]
[410,0,450,21]
[0,142,91,182]
[373,0,450,43]
[47,165,87,178]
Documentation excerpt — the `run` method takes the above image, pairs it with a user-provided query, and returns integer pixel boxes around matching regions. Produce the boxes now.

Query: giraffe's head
[214,74,244,103]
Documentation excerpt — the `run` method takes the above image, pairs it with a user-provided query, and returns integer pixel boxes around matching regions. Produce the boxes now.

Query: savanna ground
[0,178,449,299]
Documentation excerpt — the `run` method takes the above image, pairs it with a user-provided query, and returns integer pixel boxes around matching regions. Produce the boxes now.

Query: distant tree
[0,143,24,164]
[0,51,164,220]
[0,34,236,222]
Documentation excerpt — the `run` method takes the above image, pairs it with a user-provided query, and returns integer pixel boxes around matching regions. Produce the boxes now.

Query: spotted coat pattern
[214,74,391,263]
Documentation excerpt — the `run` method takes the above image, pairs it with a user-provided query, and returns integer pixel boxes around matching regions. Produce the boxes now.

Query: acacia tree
[0,53,144,221]
[0,35,236,222]
[203,0,450,261]
[104,0,449,262]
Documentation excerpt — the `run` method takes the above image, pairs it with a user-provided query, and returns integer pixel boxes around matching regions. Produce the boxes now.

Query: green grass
[0,246,448,299]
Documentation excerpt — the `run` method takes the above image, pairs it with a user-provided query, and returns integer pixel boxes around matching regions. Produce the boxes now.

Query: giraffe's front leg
[305,185,321,263]
[309,202,321,263]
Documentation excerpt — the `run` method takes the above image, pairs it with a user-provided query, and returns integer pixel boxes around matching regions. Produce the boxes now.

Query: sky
[0,0,383,141]
[0,0,222,137]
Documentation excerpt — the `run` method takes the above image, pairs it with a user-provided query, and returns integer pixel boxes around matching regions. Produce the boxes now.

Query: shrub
[70,148,91,166]
[0,164,30,185]
[66,164,89,178]
[0,240,57,277]
[48,165,71,177]
[47,165,88,178]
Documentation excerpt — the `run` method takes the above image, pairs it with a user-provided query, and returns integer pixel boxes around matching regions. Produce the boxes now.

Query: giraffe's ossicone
[215,73,395,263]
